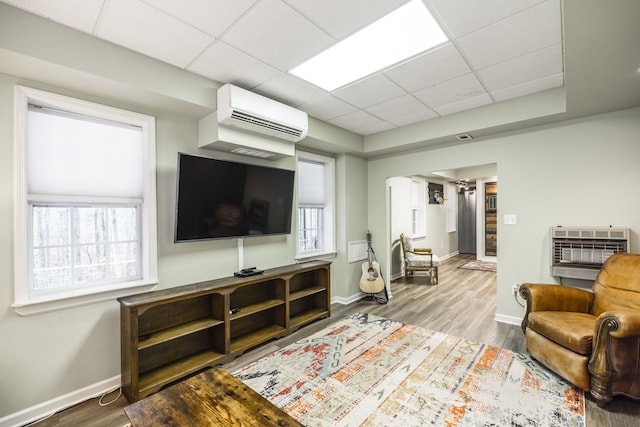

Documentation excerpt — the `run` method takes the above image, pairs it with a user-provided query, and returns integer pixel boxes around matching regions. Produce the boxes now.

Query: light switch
[504,214,517,225]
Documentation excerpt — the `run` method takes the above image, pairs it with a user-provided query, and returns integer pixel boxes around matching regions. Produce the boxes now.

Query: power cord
[98,386,123,406]
[24,386,122,426]
[512,285,525,308]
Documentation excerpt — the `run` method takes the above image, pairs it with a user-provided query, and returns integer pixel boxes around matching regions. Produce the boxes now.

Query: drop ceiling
[1,0,565,136]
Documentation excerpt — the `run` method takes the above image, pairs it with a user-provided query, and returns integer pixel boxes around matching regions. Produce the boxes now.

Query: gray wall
[368,107,640,323]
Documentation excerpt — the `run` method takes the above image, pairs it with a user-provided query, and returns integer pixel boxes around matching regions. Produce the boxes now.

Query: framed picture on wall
[428,182,444,204]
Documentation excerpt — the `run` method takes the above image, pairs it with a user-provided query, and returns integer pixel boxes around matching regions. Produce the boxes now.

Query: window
[296,152,335,258]
[411,178,425,237]
[13,86,158,315]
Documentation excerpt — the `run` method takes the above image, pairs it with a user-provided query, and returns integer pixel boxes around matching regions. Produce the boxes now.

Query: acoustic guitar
[359,232,385,294]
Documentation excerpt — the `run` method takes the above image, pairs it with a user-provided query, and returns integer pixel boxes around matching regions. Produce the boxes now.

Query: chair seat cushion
[407,254,441,267]
[527,311,596,355]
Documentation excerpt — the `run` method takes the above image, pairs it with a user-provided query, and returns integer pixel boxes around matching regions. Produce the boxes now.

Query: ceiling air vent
[456,133,473,141]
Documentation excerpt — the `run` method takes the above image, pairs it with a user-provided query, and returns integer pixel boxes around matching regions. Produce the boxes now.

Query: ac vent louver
[229,110,305,139]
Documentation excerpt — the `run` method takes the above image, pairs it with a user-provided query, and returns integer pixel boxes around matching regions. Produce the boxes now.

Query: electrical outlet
[512,283,520,297]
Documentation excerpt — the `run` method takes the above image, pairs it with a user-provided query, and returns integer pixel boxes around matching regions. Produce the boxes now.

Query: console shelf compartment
[138,318,224,350]
[290,308,328,330]
[138,349,225,396]
[290,285,326,301]
[119,260,330,402]
[230,324,287,354]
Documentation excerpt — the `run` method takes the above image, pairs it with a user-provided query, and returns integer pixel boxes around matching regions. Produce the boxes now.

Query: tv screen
[174,153,295,242]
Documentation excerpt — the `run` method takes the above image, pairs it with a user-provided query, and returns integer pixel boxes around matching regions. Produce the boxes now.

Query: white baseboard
[494,313,523,326]
[0,375,120,427]
[332,293,365,305]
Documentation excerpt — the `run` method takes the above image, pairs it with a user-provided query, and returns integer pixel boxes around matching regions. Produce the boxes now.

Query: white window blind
[27,106,144,198]
[296,152,335,258]
[298,160,325,205]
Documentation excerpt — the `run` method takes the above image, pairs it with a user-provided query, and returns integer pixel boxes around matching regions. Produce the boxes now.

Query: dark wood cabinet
[118,260,331,402]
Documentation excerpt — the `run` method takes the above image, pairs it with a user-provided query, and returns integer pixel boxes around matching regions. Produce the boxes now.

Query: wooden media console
[118,260,330,402]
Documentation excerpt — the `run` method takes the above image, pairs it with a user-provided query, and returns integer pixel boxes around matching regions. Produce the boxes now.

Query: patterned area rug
[458,260,497,272]
[233,313,584,427]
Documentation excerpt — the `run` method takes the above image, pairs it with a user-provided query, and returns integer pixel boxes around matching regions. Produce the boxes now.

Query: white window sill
[295,251,337,263]
[12,281,158,316]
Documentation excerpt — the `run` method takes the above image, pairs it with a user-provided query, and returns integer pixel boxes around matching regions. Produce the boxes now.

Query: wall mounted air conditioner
[217,84,308,142]
[198,84,308,159]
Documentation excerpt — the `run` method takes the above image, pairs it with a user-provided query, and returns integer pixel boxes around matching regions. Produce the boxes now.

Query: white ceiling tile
[456,0,562,69]
[434,93,493,116]
[357,121,396,135]
[414,74,486,108]
[384,43,471,92]
[3,0,104,33]
[492,73,564,102]
[188,41,281,88]
[479,43,563,91]
[298,95,358,121]
[284,0,410,38]
[142,0,258,37]
[333,74,406,109]
[390,109,439,127]
[95,0,214,68]
[221,0,335,71]
[254,74,326,107]
[366,95,427,121]
[428,0,547,38]
[328,110,382,132]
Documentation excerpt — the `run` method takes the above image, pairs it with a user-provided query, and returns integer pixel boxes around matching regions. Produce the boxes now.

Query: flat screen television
[174,153,295,242]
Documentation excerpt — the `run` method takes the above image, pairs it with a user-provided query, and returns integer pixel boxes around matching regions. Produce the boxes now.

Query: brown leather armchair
[519,253,640,407]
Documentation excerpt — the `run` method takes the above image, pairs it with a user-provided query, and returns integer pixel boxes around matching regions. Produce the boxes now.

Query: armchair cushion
[525,328,591,391]
[527,311,596,355]
[403,234,415,252]
[406,254,441,267]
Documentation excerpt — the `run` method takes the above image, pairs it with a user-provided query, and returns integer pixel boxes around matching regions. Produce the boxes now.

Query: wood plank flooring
[28,254,639,427]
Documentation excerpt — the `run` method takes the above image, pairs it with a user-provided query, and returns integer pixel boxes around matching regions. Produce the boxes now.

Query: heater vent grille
[550,227,629,280]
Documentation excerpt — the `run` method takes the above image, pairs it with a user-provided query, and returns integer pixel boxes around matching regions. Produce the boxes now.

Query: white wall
[369,107,640,325]
[388,176,458,279]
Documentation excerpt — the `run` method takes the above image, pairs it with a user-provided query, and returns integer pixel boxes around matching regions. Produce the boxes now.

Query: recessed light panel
[290,0,448,91]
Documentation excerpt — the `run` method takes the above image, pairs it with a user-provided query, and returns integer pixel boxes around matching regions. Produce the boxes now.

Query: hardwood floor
[29,254,638,426]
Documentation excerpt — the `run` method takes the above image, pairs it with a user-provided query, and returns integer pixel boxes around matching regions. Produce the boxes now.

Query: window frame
[295,151,335,260]
[411,177,426,238]
[13,86,158,315]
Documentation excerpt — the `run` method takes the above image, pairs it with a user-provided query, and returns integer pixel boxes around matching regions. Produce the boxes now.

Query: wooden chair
[399,233,441,284]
